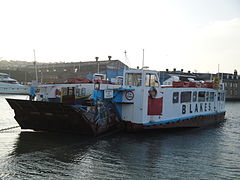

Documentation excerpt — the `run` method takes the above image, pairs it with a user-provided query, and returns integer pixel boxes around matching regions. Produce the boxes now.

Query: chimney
[108,56,112,61]
[234,69,238,76]
[95,57,99,61]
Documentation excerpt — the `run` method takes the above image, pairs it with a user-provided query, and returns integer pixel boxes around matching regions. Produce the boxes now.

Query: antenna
[142,49,145,69]
[33,49,38,82]
[124,50,131,67]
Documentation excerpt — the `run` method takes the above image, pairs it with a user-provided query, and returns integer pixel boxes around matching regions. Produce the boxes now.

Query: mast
[78,61,81,77]
[95,57,99,73]
[33,49,38,82]
[142,49,145,69]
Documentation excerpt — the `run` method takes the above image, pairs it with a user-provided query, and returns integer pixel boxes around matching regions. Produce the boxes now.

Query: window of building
[181,91,192,103]
[210,92,215,102]
[234,90,237,96]
[193,91,197,102]
[145,73,159,87]
[198,91,205,102]
[173,92,179,103]
[125,73,142,86]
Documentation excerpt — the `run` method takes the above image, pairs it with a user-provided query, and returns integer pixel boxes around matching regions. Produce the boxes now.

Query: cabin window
[198,91,205,102]
[221,93,225,101]
[193,91,197,102]
[62,88,68,96]
[181,91,192,103]
[145,73,159,87]
[218,92,221,101]
[62,87,75,96]
[206,92,209,102]
[76,88,80,96]
[210,92,215,102]
[173,92,179,103]
[125,73,142,86]
[81,88,86,96]
[68,87,75,95]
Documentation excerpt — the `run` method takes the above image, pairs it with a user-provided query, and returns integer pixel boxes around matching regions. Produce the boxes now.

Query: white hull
[0,85,30,95]
[0,73,30,95]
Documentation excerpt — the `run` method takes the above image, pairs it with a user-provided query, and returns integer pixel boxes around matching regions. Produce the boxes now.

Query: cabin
[118,69,225,127]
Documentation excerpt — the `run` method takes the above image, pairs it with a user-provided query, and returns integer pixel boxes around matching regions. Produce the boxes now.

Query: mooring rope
[0,126,20,132]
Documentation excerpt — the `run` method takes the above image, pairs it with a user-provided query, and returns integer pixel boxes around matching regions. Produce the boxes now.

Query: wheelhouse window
[210,92,215,102]
[221,93,225,101]
[125,73,142,86]
[145,73,159,87]
[206,92,209,102]
[181,91,192,103]
[198,91,205,102]
[173,92,179,103]
[193,91,197,102]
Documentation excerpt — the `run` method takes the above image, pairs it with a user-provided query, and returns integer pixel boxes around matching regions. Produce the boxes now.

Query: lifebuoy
[183,82,189,87]
[55,89,61,97]
[148,86,157,98]
[196,83,201,88]
[125,91,134,100]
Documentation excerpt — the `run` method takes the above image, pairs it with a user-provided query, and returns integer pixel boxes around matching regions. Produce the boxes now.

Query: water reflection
[2,124,240,179]
[11,131,96,161]
[1,101,240,179]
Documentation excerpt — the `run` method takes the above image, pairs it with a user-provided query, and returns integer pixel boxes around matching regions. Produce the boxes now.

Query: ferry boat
[6,68,225,135]
[0,72,30,95]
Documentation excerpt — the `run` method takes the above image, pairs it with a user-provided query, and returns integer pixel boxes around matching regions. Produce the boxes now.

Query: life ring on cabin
[35,88,40,93]
[55,89,61,97]
[125,91,134,100]
[94,82,100,90]
[183,82,189,87]
[148,86,157,98]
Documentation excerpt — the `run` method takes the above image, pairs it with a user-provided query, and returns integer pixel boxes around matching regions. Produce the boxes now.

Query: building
[17,56,128,83]
[221,70,240,101]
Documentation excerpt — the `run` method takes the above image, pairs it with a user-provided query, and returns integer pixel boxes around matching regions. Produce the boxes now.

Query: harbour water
[0,95,239,179]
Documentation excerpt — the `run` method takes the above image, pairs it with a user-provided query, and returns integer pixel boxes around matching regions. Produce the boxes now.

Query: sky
[0,0,240,73]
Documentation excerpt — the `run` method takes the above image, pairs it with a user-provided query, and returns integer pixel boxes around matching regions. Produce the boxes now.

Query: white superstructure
[120,69,225,127]
[0,73,30,95]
